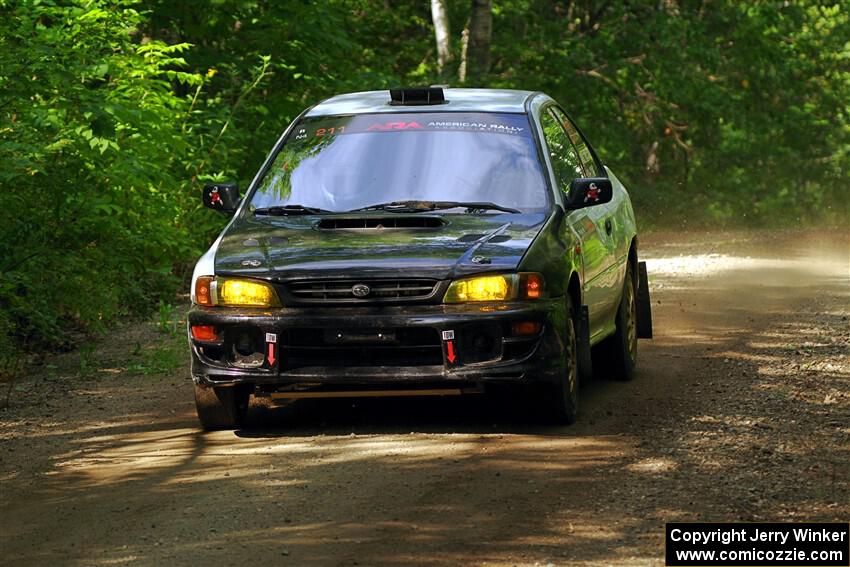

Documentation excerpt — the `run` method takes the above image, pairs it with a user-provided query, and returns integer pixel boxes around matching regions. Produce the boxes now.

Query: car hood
[214,212,548,281]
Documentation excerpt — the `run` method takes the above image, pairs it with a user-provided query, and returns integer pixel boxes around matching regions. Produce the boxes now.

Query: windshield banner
[291,112,532,141]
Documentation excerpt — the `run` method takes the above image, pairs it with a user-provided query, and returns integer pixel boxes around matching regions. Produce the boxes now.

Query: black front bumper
[187,299,568,390]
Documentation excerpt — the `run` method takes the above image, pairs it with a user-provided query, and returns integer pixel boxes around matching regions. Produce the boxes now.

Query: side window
[552,107,598,176]
[540,109,584,192]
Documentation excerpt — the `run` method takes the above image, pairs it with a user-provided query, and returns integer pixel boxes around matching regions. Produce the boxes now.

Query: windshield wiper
[349,200,521,214]
[431,201,521,214]
[253,205,333,216]
[347,200,436,213]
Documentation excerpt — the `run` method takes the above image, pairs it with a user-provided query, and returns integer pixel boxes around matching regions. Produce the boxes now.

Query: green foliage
[485,0,850,227]
[156,300,181,337]
[1,1,195,357]
[140,0,433,197]
[1,0,848,362]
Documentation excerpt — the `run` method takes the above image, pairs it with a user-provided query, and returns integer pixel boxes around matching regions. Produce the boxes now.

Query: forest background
[1,0,847,364]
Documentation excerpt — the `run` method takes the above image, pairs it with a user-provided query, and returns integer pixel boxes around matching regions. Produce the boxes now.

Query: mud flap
[636,261,653,339]
[577,305,593,383]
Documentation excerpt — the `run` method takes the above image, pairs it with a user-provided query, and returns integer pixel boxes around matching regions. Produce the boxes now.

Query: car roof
[306,88,540,116]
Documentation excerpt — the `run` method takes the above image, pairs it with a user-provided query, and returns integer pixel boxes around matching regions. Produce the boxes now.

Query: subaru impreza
[188,87,653,430]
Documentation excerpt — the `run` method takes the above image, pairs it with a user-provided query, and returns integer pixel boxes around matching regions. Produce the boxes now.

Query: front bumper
[187,299,568,390]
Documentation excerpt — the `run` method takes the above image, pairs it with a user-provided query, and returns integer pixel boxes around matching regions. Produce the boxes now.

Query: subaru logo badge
[351,283,371,298]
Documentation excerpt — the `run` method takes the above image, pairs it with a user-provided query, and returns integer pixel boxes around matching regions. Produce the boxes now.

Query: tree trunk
[646,140,660,175]
[466,0,492,85]
[458,23,469,84]
[430,0,452,78]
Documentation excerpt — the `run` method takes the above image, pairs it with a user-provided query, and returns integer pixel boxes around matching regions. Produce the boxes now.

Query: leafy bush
[0,2,214,358]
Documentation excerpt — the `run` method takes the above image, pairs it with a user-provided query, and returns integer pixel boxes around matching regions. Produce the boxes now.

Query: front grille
[287,279,439,303]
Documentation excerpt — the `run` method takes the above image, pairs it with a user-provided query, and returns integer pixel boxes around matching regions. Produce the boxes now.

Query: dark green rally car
[188,87,653,430]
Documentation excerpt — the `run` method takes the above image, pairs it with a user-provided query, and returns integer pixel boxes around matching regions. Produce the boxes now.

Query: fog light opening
[231,330,265,369]
[472,333,495,354]
[235,332,254,356]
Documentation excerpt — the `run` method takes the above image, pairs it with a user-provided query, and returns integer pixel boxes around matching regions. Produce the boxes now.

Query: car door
[538,108,611,339]
[553,108,624,335]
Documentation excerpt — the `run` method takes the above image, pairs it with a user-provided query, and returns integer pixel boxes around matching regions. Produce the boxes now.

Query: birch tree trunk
[430,0,452,78]
[458,23,469,84]
[466,0,492,85]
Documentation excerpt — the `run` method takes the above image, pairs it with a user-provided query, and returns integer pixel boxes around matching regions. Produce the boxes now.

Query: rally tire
[594,262,638,381]
[194,383,250,431]
[537,296,579,424]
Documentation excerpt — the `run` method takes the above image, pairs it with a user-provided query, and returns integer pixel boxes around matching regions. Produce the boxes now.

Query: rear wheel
[194,383,250,431]
[594,262,638,381]
[537,296,579,424]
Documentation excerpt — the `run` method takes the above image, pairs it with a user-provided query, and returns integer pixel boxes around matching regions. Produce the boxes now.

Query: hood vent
[457,233,511,243]
[316,217,445,230]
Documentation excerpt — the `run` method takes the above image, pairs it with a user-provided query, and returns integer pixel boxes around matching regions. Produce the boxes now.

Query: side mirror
[565,177,613,210]
[203,183,241,214]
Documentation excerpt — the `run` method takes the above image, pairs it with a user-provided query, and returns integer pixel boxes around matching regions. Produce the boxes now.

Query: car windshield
[248,112,548,214]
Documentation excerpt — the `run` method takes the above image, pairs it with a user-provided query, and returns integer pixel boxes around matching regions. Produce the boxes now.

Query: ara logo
[366,121,423,131]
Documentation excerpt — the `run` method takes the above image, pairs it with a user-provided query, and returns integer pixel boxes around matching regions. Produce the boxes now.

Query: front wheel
[594,262,638,381]
[537,296,579,424]
[194,383,250,431]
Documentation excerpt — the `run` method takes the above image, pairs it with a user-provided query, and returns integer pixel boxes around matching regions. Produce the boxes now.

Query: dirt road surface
[2,230,848,566]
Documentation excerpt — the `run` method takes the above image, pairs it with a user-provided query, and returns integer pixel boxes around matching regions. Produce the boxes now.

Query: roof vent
[316,216,445,230]
[389,87,447,106]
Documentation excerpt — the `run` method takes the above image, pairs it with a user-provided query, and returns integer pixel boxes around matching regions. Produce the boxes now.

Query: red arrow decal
[446,340,456,363]
[267,343,276,365]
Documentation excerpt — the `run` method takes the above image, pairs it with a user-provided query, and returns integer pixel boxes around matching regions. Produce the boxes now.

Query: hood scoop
[316,216,445,230]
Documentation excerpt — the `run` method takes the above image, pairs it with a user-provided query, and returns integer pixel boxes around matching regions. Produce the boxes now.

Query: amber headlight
[194,276,281,307]
[443,273,543,303]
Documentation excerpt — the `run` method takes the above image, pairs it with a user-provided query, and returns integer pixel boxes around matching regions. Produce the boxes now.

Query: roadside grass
[2,303,190,410]
[119,300,186,376]
[156,300,182,338]
[126,339,183,377]
[73,304,185,379]
[0,352,24,409]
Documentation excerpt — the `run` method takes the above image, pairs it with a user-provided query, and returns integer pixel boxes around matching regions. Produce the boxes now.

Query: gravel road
[1,230,848,566]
